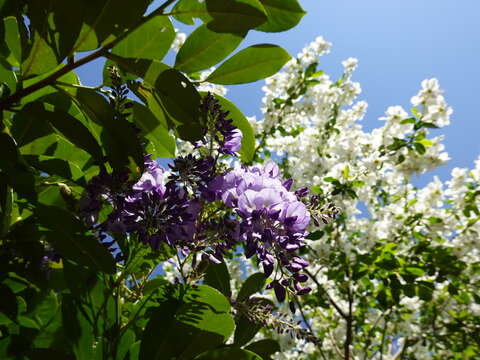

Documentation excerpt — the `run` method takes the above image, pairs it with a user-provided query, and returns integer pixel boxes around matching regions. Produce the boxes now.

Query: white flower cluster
[248,37,479,359]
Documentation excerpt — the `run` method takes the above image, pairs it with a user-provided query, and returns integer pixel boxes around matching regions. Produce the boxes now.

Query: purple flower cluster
[198,93,243,155]
[78,92,316,302]
[80,156,198,252]
[209,162,312,300]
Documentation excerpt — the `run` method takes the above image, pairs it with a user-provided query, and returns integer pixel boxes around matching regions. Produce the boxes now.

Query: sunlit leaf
[205,44,290,84]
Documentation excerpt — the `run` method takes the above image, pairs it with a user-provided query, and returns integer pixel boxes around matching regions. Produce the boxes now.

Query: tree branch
[305,268,348,320]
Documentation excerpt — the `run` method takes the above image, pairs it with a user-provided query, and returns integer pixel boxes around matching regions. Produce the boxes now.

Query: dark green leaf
[206,44,290,84]
[24,155,84,182]
[206,0,267,33]
[237,273,266,301]
[38,102,103,161]
[234,315,261,347]
[413,142,426,155]
[75,88,144,172]
[245,339,281,360]
[195,347,262,360]
[117,329,136,360]
[255,0,305,33]
[0,283,17,321]
[73,0,150,52]
[139,284,234,360]
[35,204,116,273]
[112,16,175,61]
[62,294,95,360]
[131,102,176,158]
[0,133,37,202]
[204,262,232,298]
[175,24,245,74]
[109,55,204,142]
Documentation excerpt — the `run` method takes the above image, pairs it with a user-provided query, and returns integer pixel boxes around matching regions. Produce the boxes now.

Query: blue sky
[76,0,480,185]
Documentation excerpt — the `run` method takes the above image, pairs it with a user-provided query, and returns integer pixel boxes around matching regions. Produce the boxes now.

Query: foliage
[1,1,479,360]
[0,0,307,359]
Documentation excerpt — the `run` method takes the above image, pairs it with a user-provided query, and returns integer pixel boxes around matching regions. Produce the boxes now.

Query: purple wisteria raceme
[198,93,243,156]
[209,161,312,300]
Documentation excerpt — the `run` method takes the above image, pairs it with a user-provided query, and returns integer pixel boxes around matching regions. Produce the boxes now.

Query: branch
[294,297,328,360]
[0,0,177,111]
[305,268,348,320]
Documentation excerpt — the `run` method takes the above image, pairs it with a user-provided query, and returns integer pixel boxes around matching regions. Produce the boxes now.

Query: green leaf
[139,284,234,360]
[175,24,245,74]
[206,0,267,33]
[413,142,426,155]
[206,44,291,84]
[24,155,84,182]
[11,100,95,173]
[234,315,261,347]
[22,34,57,77]
[171,0,211,25]
[117,329,136,360]
[0,283,17,321]
[405,266,425,277]
[237,273,266,301]
[131,102,176,158]
[255,0,305,32]
[62,294,95,360]
[3,16,21,67]
[199,92,255,162]
[0,132,37,202]
[0,62,17,95]
[195,347,262,360]
[39,102,104,161]
[109,55,205,142]
[21,68,80,105]
[143,278,169,296]
[245,339,281,360]
[35,204,116,273]
[112,16,175,61]
[75,88,144,173]
[204,262,232,298]
[73,0,150,52]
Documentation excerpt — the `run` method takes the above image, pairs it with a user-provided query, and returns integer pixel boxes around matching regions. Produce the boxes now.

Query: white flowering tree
[247,37,480,359]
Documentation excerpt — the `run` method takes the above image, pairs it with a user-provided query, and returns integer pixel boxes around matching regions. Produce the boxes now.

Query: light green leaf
[205,44,290,84]
[131,102,176,158]
[255,0,305,33]
[3,16,21,67]
[112,16,175,61]
[22,32,57,77]
[171,0,211,25]
[175,24,245,74]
